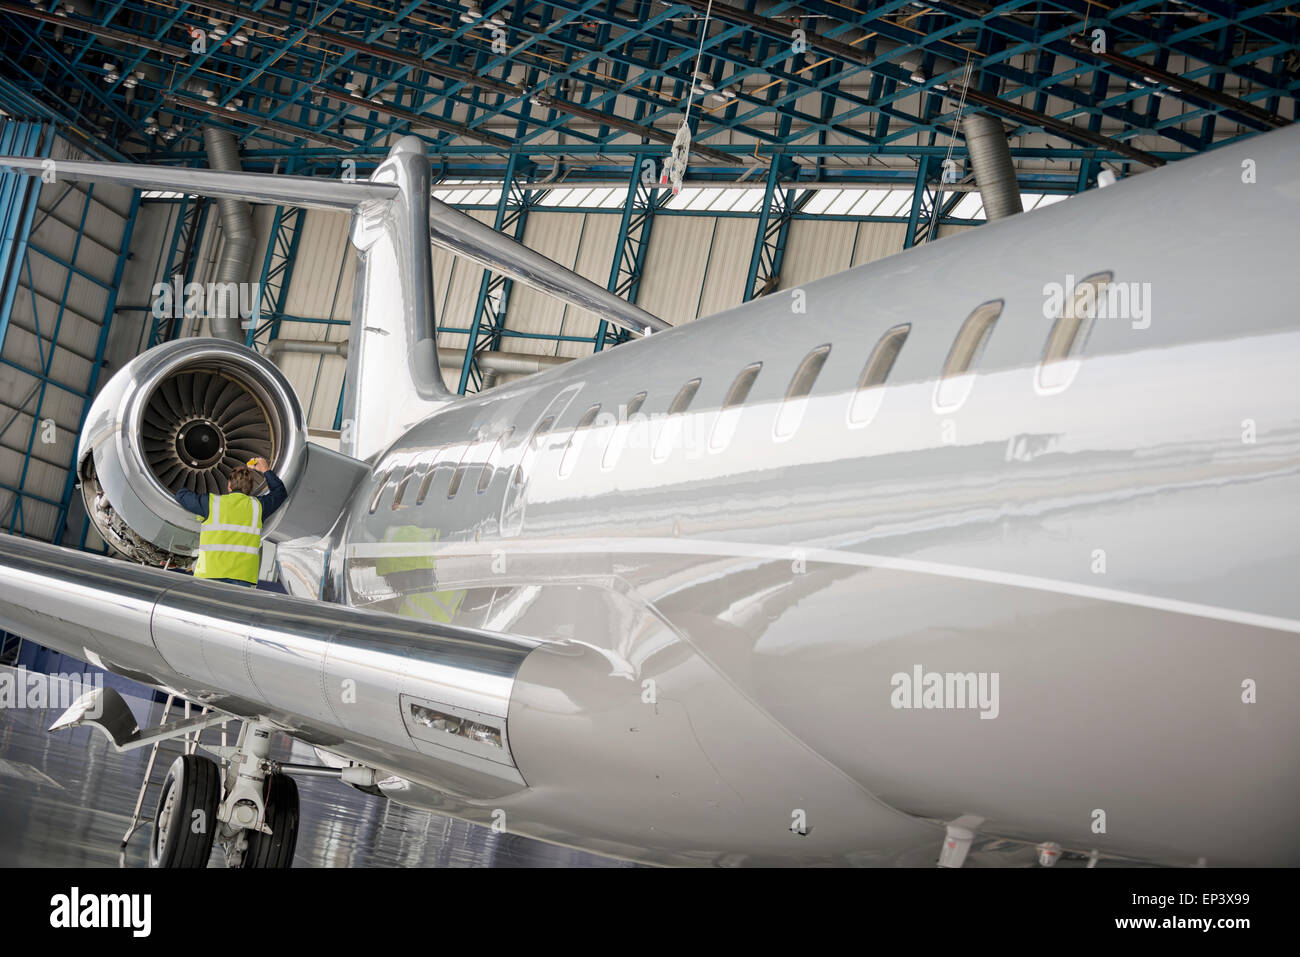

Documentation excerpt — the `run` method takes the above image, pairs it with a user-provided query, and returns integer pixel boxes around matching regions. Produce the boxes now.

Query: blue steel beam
[0,121,50,354]
[147,196,210,347]
[8,178,95,535]
[745,157,798,302]
[458,152,533,395]
[52,188,141,546]
[246,195,307,352]
[595,152,665,352]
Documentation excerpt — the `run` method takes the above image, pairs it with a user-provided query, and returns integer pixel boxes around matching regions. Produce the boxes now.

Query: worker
[174,456,287,587]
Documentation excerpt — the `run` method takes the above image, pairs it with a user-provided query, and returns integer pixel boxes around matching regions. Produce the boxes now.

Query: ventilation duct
[203,127,255,341]
[962,113,1023,221]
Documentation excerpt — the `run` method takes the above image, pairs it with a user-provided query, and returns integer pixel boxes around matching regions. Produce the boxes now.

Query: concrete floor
[0,668,635,868]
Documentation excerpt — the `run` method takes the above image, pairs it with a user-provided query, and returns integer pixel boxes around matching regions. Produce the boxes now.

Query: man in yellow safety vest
[174,456,287,587]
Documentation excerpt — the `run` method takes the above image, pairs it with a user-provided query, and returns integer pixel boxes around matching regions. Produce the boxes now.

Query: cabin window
[601,392,647,471]
[368,467,395,514]
[415,443,460,505]
[1036,272,1111,395]
[653,379,702,462]
[447,439,479,499]
[390,460,420,509]
[933,300,1002,413]
[774,345,831,440]
[477,427,515,493]
[512,415,555,487]
[709,363,761,453]
[847,325,909,428]
[559,406,601,479]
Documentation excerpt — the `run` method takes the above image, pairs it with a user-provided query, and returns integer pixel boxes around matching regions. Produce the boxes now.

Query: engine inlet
[142,370,276,495]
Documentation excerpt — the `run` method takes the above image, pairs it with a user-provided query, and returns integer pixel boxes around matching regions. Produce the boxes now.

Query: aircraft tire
[241,772,299,868]
[150,754,220,868]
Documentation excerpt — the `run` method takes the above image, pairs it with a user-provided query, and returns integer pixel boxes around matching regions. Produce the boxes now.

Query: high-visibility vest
[194,492,263,583]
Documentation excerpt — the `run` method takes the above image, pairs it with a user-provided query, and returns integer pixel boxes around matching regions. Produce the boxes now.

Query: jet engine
[77,338,307,567]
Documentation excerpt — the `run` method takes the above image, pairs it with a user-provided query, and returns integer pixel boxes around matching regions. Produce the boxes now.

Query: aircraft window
[512,415,555,487]
[653,379,702,462]
[368,467,394,514]
[774,345,831,440]
[848,325,909,428]
[709,363,761,453]
[934,300,1003,413]
[414,444,457,505]
[559,406,602,479]
[601,392,647,471]
[1037,272,1111,395]
[391,461,419,510]
[447,439,479,499]
[477,427,515,493]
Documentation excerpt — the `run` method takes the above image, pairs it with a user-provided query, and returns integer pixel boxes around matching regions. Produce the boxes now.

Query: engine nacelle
[78,338,307,567]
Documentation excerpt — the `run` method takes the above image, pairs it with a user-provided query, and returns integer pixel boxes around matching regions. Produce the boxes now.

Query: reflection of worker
[375,525,465,623]
[174,457,287,587]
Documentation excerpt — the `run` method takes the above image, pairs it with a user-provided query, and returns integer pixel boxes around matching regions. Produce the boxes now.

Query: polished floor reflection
[0,675,635,868]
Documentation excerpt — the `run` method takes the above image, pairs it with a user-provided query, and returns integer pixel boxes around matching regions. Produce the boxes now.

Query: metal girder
[52,189,141,546]
[0,121,50,348]
[3,0,1288,172]
[147,196,209,348]
[595,153,666,352]
[459,154,534,395]
[245,199,307,352]
[745,157,800,302]
[902,154,969,248]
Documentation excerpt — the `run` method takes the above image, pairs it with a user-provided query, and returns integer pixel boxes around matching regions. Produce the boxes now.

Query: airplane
[0,121,1296,868]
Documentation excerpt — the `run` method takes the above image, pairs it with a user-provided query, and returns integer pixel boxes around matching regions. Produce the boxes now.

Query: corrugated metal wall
[0,132,134,546]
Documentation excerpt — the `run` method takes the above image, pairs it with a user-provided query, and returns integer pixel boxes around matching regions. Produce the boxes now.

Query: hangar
[0,1,1295,869]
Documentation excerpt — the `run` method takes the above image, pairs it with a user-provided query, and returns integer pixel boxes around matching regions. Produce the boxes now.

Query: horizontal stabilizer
[429,197,672,334]
[0,156,397,210]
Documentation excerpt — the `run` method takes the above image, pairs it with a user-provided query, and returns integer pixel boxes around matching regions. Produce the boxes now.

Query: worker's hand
[249,457,271,473]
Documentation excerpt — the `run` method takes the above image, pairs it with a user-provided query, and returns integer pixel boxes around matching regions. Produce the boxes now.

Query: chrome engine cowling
[78,338,306,566]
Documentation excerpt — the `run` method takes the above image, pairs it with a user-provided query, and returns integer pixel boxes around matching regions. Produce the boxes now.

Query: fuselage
[326,125,1300,866]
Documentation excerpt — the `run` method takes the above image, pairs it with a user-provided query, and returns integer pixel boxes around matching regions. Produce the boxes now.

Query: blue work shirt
[174,468,288,522]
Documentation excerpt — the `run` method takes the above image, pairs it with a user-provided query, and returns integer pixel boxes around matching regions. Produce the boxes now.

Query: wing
[0,532,538,795]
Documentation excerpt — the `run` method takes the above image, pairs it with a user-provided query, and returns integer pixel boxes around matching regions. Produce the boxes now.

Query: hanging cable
[662,0,714,194]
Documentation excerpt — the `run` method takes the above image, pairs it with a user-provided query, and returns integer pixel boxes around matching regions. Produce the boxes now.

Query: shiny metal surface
[77,338,307,565]
[0,534,537,800]
[338,124,1300,865]
[0,154,397,210]
[342,137,454,462]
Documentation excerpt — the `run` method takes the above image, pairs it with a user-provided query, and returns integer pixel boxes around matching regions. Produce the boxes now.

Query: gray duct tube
[267,339,349,358]
[203,127,255,341]
[962,113,1023,221]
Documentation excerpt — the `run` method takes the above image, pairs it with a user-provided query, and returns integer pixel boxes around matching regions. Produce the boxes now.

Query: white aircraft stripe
[345,536,1300,635]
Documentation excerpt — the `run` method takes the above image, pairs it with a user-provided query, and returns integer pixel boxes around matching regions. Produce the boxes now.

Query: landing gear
[239,772,300,868]
[49,690,338,869]
[213,722,301,868]
[150,754,221,868]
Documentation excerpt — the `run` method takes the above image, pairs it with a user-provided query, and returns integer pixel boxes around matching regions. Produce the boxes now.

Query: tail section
[1,136,670,462]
